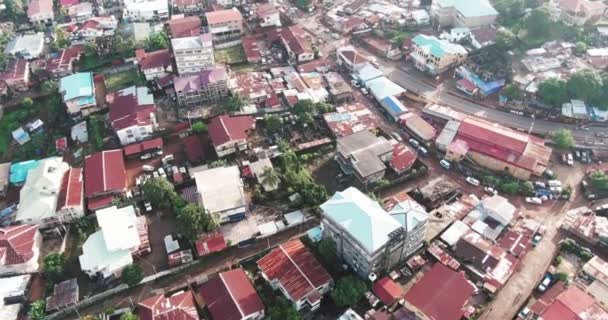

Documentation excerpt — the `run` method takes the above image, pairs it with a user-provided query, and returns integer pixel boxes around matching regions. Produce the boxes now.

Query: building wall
[116,123,155,146]
[0,230,41,276]
[215,139,248,158]
[176,80,229,107]
[174,45,214,76]
[208,20,243,44]
[410,44,466,75]
[30,12,54,24]
[260,13,281,28]
[142,66,172,81]
[468,150,532,180]
[298,52,315,63]
[454,13,497,28]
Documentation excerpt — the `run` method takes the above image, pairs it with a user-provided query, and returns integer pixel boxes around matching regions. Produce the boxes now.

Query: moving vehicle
[417,146,428,156]
[525,197,542,205]
[465,177,480,186]
[440,159,451,170]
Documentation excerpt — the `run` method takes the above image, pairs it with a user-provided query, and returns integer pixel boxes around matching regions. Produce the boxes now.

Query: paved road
[385,67,608,145]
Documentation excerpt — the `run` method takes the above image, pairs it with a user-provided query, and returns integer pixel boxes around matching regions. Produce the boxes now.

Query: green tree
[223,94,246,113]
[331,276,367,307]
[42,80,58,95]
[554,272,569,282]
[566,70,603,105]
[553,128,574,149]
[537,78,568,107]
[495,29,517,49]
[52,27,70,50]
[113,34,136,58]
[300,182,327,206]
[119,311,139,320]
[317,238,337,265]
[265,115,283,133]
[293,99,316,126]
[501,84,523,101]
[3,0,24,22]
[142,178,184,210]
[21,97,33,109]
[29,300,46,320]
[267,297,300,320]
[524,9,551,39]
[574,41,588,55]
[499,181,520,194]
[43,252,65,283]
[590,170,608,192]
[145,31,169,51]
[260,167,280,190]
[519,181,535,196]
[122,264,144,287]
[191,121,207,134]
[177,203,218,241]
[209,159,229,168]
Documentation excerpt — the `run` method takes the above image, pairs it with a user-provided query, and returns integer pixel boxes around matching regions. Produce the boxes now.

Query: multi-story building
[174,66,229,107]
[0,59,30,93]
[135,48,172,81]
[207,115,255,157]
[205,8,243,47]
[108,86,158,146]
[320,187,428,278]
[59,72,97,117]
[172,0,205,14]
[275,26,314,63]
[410,34,467,75]
[336,130,394,185]
[27,0,54,24]
[549,0,607,26]
[123,0,169,21]
[256,3,281,28]
[171,33,214,75]
[431,0,498,28]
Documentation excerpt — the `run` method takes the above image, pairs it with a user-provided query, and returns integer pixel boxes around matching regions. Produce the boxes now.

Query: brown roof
[136,48,172,70]
[169,16,201,38]
[205,8,242,25]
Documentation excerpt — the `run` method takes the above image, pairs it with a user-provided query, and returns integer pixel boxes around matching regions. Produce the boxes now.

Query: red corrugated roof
[199,268,264,320]
[555,286,595,316]
[84,149,126,198]
[0,224,38,265]
[257,239,332,302]
[168,16,201,38]
[138,290,199,320]
[195,231,227,256]
[205,8,242,25]
[136,48,172,70]
[372,277,403,306]
[540,301,579,320]
[390,143,416,173]
[208,115,255,148]
[56,167,83,211]
[109,90,156,132]
[497,230,531,258]
[404,264,475,320]
[458,117,528,154]
[123,138,164,156]
[242,36,262,63]
[280,26,313,55]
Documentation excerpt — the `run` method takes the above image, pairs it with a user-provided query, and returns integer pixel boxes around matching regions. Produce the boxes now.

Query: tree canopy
[331,276,367,307]
[191,121,207,134]
[524,9,551,39]
[29,300,46,320]
[145,31,169,51]
[590,170,608,192]
[566,70,603,106]
[122,264,144,287]
[43,252,65,283]
[119,312,139,320]
[553,129,574,149]
[501,84,523,101]
[176,203,218,241]
[267,297,300,320]
[537,78,568,108]
[142,178,184,210]
[223,94,246,113]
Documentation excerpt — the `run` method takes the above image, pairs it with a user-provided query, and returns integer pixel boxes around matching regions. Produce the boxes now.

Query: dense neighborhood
[0,0,608,320]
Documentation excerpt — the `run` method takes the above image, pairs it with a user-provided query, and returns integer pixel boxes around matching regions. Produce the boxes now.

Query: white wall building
[431,0,498,28]
[191,166,247,223]
[108,86,158,146]
[410,34,467,75]
[171,33,214,75]
[123,0,169,21]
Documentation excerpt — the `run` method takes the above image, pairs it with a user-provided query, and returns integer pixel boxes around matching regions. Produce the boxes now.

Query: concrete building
[207,115,255,157]
[431,0,498,28]
[191,166,247,223]
[108,86,158,146]
[59,72,97,116]
[321,187,427,278]
[123,0,169,21]
[4,34,44,60]
[135,48,173,80]
[27,0,54,24]
[410,34,467,75]
[205,8,243,47]
[174,66,229,107]
[0,59,30,93]
[336,130,394,185]
[138,291,200,320]
[549,0,607,26]
[256,3,281,28]
[171,33,214,75]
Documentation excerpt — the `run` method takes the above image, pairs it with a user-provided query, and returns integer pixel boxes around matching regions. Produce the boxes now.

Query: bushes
[560,239,594,262]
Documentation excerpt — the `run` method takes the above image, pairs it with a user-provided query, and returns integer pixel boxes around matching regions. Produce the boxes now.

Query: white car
[525,197,542,205]
[567,153,574,166]
[158,168,167,179]
[484,187,497,195]
[144,201,152,212]
[361,88,369,95]
[408,138,420,149]
[331,33,340,39]
[142,165,155,172]
[351,79,361,88]
[465,177,480,186]
[440,159,451,170]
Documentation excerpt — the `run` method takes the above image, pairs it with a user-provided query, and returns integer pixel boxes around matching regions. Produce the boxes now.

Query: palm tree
[224,93,245,113]
[260,167,280,190]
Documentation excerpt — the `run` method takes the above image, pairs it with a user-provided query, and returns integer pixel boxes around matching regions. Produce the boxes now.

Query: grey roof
[171,33,212,50]
[337,130,393,178]
[4,33,44,58]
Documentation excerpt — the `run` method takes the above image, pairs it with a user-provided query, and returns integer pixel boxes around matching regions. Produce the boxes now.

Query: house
[431,0,498,28]
[12,127,30,145]
[550,0,607,26]
[321,187,427,278]
[46,278,79,312]
[68,2,93,22]
[247,158,278,191]
[84,150,126,210]
[0,275,31,320]
[41,45,83,79]
[135,48,173,81]
[530,284,608,320]
[0,163,9,197]
[205,8,243,47]
[138,290,200,320]
[463,195,516,241]
[15,157,83,229]
[335,130,393,184]
[79,206,150,278]
[441,117,553,179]
[4,33,44,60]
[0,225,42,275]
[59,72,97,116]
[27,0,53,24]
[199,268,265,320]
[410,34,467,75]
[0,59,29,93]
[353,63,383,85]
[390,143,417,174]
[173,0,205,13]
[365,77,406,102]
[274,26,314,63]
[123,138,163,158]
[257,239,333,311]
[195,231,227,257]
[191,165,247,223]
[256,3,281,28]
[372,277,403,306]
[241,36,262,63]
[207,115,255,157]
[123,0,169,21]
[562,99,589,120]
[171,33,214,75]
[581,256,608,306]
[404,263,476,320]
[470,25,498,49]
[325,72,354,104]
[174,66,229,107]
[336,46,370,71]
[108,86,158,146]
[168,15,201,38]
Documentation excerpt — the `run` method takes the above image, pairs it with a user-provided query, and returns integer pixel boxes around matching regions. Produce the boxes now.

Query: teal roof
[388,200,428,232]
[321,187,402,253]
[438,0,498,18]
[366,77,406,100]
[60,72,94,102]
[9,160,39,184]
[413,34,467,58]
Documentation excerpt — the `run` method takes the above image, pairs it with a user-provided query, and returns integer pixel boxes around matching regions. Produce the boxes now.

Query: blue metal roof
[60,72,94,102]
[381,96,408,116]
[9,160,39,184]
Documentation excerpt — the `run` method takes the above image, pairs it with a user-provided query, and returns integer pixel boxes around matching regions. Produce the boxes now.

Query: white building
[431,0,498,28]
[191,166,247,223]
[205,8,243,47]
[256,3,281,28]
[123,0,169,21]
[549,0,607,26]
[15,157,84,229]
[108,86,158,146]
[79,206,146,278]
[4,33,45,60]
[410,34,467,75]
[171,33,214,75]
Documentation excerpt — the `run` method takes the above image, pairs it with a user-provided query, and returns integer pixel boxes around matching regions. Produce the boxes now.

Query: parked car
[484,187,497,195]
[390,132,403,142]
[408,138,420,149]
[517,307,531,320]
[158,168,167,179]
[574,150,581,160]
[144,201,152,212]
[567,153,574,166]
[537,274,553,292]
[351,79,360,88]
[440,159,451,170]
[417,146,428,156]
[140,153,152,160]
[162,154,174,164]
[361,88,369,95]
[548,180,562,187]
[525,197,542,205]
[465,177,480,186]
[534,181,546,189]
[142,165,155,172]
[561,153,568,164]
